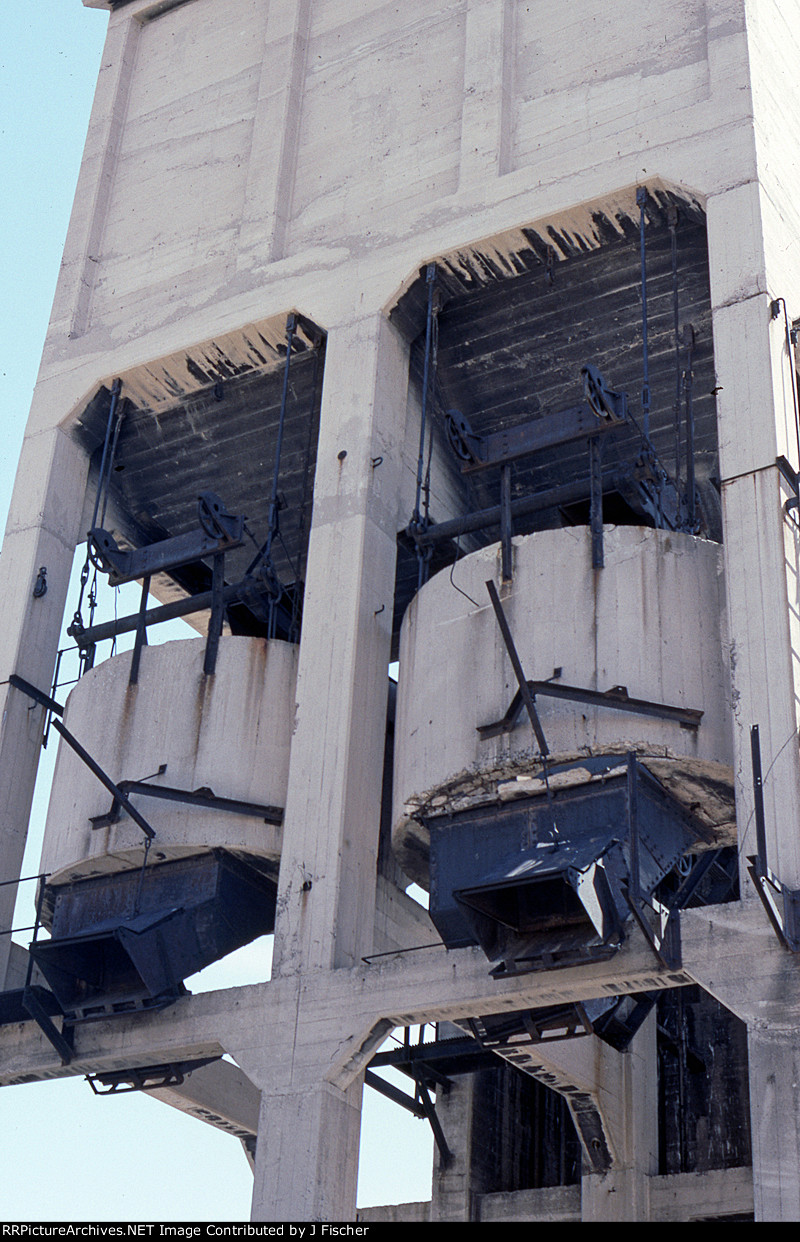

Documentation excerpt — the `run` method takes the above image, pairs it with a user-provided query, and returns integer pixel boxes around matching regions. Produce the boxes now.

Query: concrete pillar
[251,311,410,1218]
[707,181,800,888]
[460,0,512,185]
[271,310,409,976]
[429,1073,482,1222]
[251,1079,364,1222]
[580,1017,659,1221]
[237,0,313,266]
[0,427,87,985]
[747,1028,800,1221]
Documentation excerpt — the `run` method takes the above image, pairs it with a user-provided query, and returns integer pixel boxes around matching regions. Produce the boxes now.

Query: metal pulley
[196,491,246,543]
[581,365,627,423]
[444,409,482,463]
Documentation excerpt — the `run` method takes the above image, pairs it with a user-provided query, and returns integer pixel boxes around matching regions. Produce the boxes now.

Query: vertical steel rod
[637,188,651,436]
[684,324,696,529]
[627,751,641,903]
[90,378,123,535]
[751,724,768,870]
[129,575,151,685]
[414,265,437,589]
[204,552,225,675]
[589,436,604,569]
[500,464,513,581]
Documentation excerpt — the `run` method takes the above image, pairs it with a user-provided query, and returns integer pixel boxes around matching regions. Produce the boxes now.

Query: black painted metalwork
[9,675,156,841]
[477,676,703,740]
[409,361,695,578]
[69,578,262,649]
[638,187,651,436]
[589,434,604,569]
[500,463,513,581]
[684,324,697,530]
[426,757,704,977]
[484,580,549,755]
[88,492,244,587]
[746,723,800,952]
[89,378,124,542]
[31,851,278,1020]
[86,1058,221,1095]
[411,265,439,589]
[128,574,150,686]
[366,1029,456,1166]
[89,777,283,830]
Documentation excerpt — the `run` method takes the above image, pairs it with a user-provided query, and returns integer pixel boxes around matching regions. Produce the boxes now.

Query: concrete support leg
[748,1028,800,1221]
[430,1073,481,1222]
[270,311,408,977]
[581,1016,658,1221]
[250,312,410,1219]
[707,184,800,890]
[0,428,87,984]
[252,1080,363,1222]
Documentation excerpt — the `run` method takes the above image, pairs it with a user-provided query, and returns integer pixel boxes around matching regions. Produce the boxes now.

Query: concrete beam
[144,1057,260,1142]
[0,928,693,1090]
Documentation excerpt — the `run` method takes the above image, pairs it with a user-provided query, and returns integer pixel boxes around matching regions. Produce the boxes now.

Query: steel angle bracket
[477,675,703,740]
[89,492,244,587]
[364,1068,453,1167]
[747,858,800,953]
[89,778,284,831]
[484,580,549,754]
[748,723,800,952]
[86,1057,221,1095]
[21,986,73,1064]
[623,884,680,970]
[8,674,156,842]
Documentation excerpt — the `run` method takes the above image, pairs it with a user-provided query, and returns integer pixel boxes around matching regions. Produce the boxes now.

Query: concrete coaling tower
[3,0,800,1223]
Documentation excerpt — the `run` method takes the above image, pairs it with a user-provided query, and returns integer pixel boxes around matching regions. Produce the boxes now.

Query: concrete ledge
[480,1185,581,1222]
[356,1201,430,1223]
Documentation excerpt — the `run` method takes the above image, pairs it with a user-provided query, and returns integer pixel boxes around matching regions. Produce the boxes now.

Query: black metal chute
[29,850,278,1022]
[427,756,706,978]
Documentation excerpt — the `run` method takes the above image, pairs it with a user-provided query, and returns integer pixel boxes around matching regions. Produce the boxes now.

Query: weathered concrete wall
[37,0,756,417]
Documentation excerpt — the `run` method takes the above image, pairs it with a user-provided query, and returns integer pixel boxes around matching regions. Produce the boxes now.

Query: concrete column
[271,310,409,976]
[707,182,800,889]
[581,1017,659,1221]
[429,1073,482,1222]
[251,312,410,1218]
[0,427,88,984]
[237,0,313,266]
[251,1079,364,1222]
[54,9,140,344]
[747,1028,800,1221]
[460,0,512,185]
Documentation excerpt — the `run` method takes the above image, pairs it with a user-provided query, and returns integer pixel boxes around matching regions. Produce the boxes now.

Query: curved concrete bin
[33,635,297,1016]
[40,634,296,889]
[392,526,735,888]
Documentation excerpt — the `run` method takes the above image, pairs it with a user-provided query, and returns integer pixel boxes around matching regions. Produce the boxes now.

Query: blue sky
[0,3,432,1221]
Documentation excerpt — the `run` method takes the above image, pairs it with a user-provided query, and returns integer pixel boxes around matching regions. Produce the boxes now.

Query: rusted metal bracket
[86,1058,220,1095]
[89,777,284,831]
[747,724,800,951]
[9,675,156,842]
[478,674,703,740]
[484,580,549,755]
